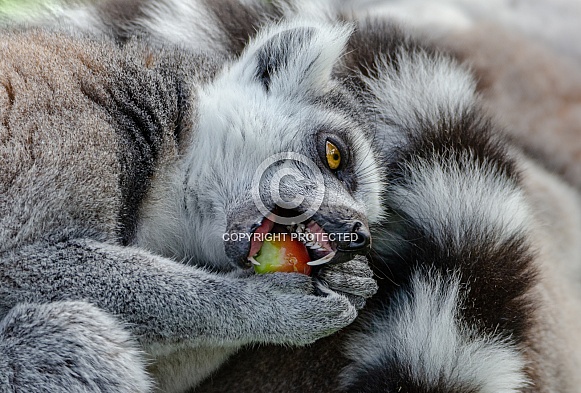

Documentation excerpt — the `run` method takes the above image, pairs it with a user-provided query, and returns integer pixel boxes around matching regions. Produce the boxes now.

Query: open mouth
[247,214,337,268]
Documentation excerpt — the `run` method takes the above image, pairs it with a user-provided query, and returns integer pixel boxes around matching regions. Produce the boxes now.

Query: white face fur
[179,21,384,270]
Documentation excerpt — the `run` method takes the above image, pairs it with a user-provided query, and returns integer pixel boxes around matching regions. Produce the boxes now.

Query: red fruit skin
[255,237,312,276]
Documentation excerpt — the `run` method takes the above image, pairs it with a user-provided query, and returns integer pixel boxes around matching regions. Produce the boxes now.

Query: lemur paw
[246,272,357,345]
[316,255,378,310]
[272,290,357,345]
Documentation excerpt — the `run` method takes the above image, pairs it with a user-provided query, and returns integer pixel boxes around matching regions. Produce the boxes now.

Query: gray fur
[139,1,581,393]
[0,302,151,393]
[0,14,380,393]
[12,1,581,392]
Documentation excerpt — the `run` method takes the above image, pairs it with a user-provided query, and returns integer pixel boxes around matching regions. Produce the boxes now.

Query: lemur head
[183,20,384,270]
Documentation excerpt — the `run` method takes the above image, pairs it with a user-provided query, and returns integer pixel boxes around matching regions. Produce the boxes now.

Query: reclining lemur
[0,9,382,393]
[186,3,581,393]
[3,0,581,392]
[187,6,581,393]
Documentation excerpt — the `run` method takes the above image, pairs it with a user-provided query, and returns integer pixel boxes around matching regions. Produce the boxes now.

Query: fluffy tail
[339,19,536,393]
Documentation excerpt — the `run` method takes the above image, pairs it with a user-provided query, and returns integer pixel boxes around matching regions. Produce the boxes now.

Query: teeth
[304,242,323,251]
[307,251,336,266]
[247,256,261,266]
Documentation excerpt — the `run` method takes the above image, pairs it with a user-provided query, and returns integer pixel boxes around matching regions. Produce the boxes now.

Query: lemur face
[183,21,384,270]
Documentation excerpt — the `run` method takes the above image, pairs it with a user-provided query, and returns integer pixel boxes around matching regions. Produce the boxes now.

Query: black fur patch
[339,16,535,346]
[254,27,315,91]
[372,109,536,342]
[80,49,183,245]
[344,88,537,391]
[109,73,175,244]
[97,0,147,42]
[337,18,438,96]
[193,331,353,393]
[392,108,519,182]
[346,362,479,393]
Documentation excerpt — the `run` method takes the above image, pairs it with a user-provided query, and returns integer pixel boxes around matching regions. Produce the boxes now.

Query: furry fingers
[316,256,378,310]
[243,272,358,345]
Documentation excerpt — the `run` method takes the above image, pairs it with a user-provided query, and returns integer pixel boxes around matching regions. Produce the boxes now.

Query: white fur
[360,47,530,247]
[136,20,384,269]
[350,0,473,30]
[281,0,342,23]
[349,124,386,224]
[350,0,581,62]
[0,2,104,34]
[233,19,353,95]
[343,271,529,392]
[389,155,530,249]
[56,6,104,34]
[139,0,228,52]
[363,49,477,148]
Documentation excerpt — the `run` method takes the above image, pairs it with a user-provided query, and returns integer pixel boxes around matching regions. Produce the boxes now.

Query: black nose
[338,220,371,252]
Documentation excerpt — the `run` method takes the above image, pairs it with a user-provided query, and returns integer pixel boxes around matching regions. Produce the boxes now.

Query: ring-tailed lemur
[72,1,580,392]
[5,0,581,392]
[0,11,383,393]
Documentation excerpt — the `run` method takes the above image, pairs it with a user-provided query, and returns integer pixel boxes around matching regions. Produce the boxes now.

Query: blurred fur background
[345,0,581,190]
[5,0,579,187]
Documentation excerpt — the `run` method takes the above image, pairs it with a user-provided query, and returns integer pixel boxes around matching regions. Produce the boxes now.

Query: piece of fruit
[253,236,312,275]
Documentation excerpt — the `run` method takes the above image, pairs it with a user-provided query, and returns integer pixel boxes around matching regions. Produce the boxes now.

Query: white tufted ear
[230,20,353,96]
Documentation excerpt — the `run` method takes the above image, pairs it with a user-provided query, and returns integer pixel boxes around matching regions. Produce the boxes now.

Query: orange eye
[326,140,341,170]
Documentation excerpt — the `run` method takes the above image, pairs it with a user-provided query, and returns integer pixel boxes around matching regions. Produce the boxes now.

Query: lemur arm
[0,238,358,349]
